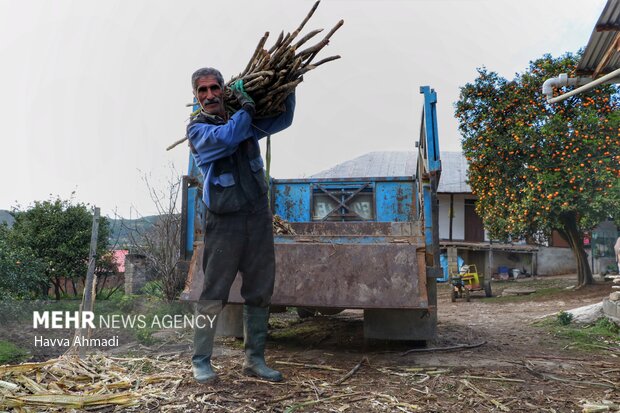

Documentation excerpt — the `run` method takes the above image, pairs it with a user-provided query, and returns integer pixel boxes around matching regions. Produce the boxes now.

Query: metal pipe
[542,73,590,102]
[545,67,620,103]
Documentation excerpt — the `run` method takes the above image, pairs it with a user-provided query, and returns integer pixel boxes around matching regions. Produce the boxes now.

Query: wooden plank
[593,32,620,77]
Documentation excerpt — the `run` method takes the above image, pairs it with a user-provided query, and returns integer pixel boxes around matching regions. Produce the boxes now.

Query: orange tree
[455,52,620,287]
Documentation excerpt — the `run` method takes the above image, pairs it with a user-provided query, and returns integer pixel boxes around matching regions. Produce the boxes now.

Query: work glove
[230,79,256,117]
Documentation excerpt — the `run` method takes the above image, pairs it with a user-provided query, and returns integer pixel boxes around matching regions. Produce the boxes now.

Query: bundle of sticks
[273,214,297,235]
[224,0,343,118]
[167,1,342,151]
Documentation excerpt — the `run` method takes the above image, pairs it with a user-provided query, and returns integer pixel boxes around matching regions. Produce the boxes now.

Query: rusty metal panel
[228,243,428,309]
[285,222,422,237]
[273,243,427,308]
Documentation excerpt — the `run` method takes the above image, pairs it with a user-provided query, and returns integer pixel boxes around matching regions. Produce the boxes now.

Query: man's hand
[230,79,256,117]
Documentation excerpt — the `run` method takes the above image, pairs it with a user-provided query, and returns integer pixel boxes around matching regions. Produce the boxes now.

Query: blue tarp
[438,254,464,282]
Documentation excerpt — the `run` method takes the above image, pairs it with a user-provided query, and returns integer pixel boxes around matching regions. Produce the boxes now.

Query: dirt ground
[160,274,618,413]
[1,274,618,412]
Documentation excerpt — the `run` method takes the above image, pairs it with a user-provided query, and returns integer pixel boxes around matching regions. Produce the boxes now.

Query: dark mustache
[203,97,220,106]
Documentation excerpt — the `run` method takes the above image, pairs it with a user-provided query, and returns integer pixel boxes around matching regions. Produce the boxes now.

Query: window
[311,183,374,221]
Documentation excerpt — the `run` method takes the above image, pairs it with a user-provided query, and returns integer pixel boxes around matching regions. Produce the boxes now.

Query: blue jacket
[187,93,295,212]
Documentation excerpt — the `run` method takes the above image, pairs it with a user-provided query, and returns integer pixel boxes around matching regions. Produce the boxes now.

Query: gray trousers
[200,198,275,308]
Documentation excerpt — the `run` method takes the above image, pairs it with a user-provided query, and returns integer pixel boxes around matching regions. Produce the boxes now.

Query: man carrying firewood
[187,67,295,383]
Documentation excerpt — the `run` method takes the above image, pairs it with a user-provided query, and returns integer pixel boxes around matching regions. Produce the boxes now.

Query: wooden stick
[293,28,324,49]
[274,361,343,372]
[241,32,270,77]
[286,392,367,412]
[333,357,368,385]
[166,136,188,151]
[400,340,486,356]
[323,19,344,41]
[303,20,344,66]
[458,375,525,383]
[268,30,284,54]
[311,55,341,68]
[460,379,511,412]
[296,0,321,34]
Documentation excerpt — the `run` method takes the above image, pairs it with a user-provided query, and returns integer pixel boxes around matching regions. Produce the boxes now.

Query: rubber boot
[192,302,221,383]
[242,305,283,382]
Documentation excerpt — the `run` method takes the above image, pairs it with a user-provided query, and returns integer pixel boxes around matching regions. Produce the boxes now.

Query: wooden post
[83,207,100,313]
[487,239,494,280]
[75,207,100,358]
[448,194,454,241]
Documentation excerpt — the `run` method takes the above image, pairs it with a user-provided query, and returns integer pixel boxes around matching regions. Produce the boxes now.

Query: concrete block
[124,254,148,294]
[364,309,436,341]
[602,299,620,324]
[609,292,620,301]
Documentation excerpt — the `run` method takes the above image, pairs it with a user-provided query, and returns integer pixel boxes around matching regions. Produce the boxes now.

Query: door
[464,199,485,242]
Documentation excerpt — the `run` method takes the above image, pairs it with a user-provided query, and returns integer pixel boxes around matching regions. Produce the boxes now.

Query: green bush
[140,281,164,299]
[0,340,28,364]
[135,328,156,346]
[593,317,619,335]
[556,311,573,326]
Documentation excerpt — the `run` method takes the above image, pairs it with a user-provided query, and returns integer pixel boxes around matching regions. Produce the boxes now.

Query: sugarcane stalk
[293,28,323,49]
[241,32,270,77]
[297,1,321,33]
[268,30,285,54]
[168,0,343,151]
[302,20,344,67]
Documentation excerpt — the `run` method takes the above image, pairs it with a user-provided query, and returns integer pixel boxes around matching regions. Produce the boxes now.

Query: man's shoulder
[190,111,226,126]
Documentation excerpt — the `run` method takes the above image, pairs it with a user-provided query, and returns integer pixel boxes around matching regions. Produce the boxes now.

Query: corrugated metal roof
[438,152,471,193]
[309,151,472,193]
[310,151,416,180]
[577,0,620,76]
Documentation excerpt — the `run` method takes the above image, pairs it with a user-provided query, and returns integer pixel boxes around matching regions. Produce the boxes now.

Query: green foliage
[548,317,619,351]
[4,197,113,299]
[556,310,573,326]
[140,280,164,298]
[455,52,620,286]
[0,224,47,299]
[0,340,28,364]
[455,53,620,239]
[135,328,156,346]
[116,294,140,313]
[594,316,620,334]
[96,287,124,301]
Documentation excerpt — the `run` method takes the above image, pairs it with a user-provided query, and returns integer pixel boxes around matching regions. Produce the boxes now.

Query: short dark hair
[191,67,225,92]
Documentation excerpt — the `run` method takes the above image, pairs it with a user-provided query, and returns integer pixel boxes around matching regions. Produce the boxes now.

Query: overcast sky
[0,0,606,217]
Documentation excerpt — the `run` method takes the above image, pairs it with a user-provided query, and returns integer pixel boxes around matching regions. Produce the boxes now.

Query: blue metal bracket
[418,86,442,278]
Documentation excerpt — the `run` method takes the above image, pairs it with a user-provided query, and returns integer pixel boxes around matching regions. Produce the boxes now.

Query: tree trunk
[52,278,61,301]
[557,212,594,287]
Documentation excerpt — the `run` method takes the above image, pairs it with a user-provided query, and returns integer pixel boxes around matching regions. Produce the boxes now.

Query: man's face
[195,75,225,117]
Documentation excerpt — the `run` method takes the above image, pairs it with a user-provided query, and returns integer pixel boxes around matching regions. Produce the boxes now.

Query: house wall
[537,247,577,275]
[438,194,487,241]
[438,194,462,240]
[484,250,534,277]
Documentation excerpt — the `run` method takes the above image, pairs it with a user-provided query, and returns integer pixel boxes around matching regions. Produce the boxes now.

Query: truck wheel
[465,289,470,302]
[484,280,492,297]
[296,307,317,319]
